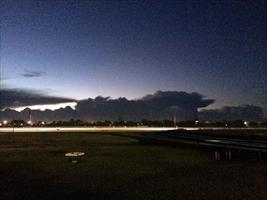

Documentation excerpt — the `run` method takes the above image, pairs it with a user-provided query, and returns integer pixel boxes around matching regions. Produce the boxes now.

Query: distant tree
[11,120,26,127]
[113,120,125,127]
[227,120,245,127]
[125,121,137,127]
[249,122,258,127]
[103,120,112,126]
[162,120,174,127]
[177,121,195,127]
[260,121,267,127]
[95,121,104,126]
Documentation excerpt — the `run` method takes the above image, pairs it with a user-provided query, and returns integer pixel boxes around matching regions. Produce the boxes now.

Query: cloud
[141,91,214,108]
[21,70,46,78]
[1,90,264,122]
[0,76,10,80]
[199,105,264,121]
[75,91,215,121]
[0,90,215,122]
[0,87,77,109]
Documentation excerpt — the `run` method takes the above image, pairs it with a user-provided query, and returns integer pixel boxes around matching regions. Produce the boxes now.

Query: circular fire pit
[65,152,85,163]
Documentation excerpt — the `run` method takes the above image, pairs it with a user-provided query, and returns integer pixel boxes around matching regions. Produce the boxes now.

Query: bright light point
[27,120,32,125]
[10,102,77,112]
[3,120,8,125]
[244,121,248,126]
[0,123,2,126]
[41,121,45,125]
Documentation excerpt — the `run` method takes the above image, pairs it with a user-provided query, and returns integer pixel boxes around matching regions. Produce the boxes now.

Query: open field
[0,131,267,200]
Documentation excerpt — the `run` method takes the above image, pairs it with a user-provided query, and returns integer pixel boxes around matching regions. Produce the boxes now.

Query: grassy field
[0,131,266,200]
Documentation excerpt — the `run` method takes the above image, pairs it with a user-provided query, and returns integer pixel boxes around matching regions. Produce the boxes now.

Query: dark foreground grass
[0,132,266,200]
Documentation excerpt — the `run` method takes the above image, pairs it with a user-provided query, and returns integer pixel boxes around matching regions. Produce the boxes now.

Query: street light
[3,120,8,125]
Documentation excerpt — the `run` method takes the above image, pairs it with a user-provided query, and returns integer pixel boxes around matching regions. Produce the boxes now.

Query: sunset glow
[10,102,77,112]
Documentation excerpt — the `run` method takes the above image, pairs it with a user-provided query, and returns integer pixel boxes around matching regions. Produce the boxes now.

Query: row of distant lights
[0,120,250,127]
[0,120,45,126]
[0,120,8,126]
[195,120,249,127]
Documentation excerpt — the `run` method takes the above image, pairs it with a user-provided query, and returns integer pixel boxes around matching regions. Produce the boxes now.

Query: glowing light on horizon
[9,102,77,112]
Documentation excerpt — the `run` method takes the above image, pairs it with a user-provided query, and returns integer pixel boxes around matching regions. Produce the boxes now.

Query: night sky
[1,0,266,110]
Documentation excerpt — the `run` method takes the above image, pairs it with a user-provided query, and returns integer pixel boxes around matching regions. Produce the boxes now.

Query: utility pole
[172,106,178,127]
[29,110,32,121]
[173,115,176,127]
[28,110,32,125]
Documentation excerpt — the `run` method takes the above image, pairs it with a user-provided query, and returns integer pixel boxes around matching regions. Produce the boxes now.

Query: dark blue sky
[1,0,266,110]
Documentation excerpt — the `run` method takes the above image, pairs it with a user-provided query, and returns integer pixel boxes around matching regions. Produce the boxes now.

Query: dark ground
[0,131,266,200]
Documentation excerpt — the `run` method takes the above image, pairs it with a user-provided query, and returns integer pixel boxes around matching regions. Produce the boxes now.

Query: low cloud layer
[199,105,264,121]
[1,90,263,122]
[0,88,76,109]
[0,90,214,122]
[75,91,215,121]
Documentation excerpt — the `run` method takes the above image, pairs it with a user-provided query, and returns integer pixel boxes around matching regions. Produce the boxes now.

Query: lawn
[0,131,266,200]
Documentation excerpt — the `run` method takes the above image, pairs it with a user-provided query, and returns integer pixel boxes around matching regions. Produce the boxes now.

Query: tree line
[1,119,267,128]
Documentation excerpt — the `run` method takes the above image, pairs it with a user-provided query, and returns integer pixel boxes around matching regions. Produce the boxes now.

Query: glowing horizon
[9,102,77,112]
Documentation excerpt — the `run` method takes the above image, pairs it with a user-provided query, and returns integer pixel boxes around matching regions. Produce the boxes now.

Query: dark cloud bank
[0,88,75,109]
[0,89,264,122]
[199,105,264,122]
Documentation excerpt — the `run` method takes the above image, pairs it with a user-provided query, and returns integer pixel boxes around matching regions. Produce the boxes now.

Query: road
[0,127,177,133]
[0,126,267,133]
[165,131,267,152]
